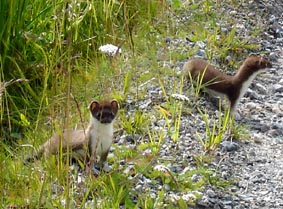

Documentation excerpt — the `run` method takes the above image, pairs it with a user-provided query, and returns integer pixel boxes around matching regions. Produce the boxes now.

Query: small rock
[102,163,112,172]
[237,194,254,202]
[165,37,171,43]
[255,83,268,94]
[271,102,283,115]
[207,189,216,198]
[260,124,270,132]
[220,141,239,152]
[195,49,206,57]
[230,186,238,192]
[267,129,282,137]
[169,165,183,173]
[246,89,260,100]
[269,52,277,61]
[126,134,141,143]
[248,12,255,17]
[196,41,206,48]
[164,184,170,191]
[230,10,237,15]
[260,190,270,195]
[273,84,283,93]
[249,150,256,156]
[196,199,210,207]
[272,123,283,130]
[246,102,257,110]
[139,99,152,109]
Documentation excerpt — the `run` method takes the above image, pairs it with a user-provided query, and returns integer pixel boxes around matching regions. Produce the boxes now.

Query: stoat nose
[100,117,114,124]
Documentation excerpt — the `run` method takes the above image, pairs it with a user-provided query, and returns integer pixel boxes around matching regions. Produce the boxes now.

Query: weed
[157,76,185,143]
[185,64,221,110]
[229,117,250,140]
[119,109,150,135]
[186,65,208,100]
[196,101,230,152]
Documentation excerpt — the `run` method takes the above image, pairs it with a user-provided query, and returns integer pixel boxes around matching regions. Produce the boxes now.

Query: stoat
[183,54,272,114]
[25,100,119,170]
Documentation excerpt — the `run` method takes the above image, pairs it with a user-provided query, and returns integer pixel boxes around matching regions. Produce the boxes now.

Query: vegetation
[196,103,230,152]
[0,0,263,208]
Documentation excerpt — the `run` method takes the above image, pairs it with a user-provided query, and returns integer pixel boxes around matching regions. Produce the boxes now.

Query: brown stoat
[25,100,119,170]
[183,55,272,114]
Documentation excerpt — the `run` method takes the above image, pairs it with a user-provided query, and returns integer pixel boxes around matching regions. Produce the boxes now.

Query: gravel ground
[196,1,283,208]
[117,1,283,208]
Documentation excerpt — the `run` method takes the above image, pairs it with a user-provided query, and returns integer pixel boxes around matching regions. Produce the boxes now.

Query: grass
[0,0,265,208]
[196,101,230,152]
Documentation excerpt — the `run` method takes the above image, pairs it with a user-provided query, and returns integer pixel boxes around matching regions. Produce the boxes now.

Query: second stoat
[182,55,272,114]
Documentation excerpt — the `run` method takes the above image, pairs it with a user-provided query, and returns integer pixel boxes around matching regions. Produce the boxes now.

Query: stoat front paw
[86,162,112,175]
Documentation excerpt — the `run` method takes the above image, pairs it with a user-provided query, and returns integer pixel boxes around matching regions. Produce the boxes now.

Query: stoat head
[89,100,119,124]
[243,54,272,73]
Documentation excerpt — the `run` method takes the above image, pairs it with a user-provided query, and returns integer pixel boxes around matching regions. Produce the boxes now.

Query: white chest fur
[89,118,113,157]
[232,70,264,113]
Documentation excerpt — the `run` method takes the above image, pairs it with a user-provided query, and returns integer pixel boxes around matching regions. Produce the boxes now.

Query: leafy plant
[186,66,207,100]
[210,27,260,63]
[157,77,185,143]
[229,118,250,140]
[119,109,151,135]
[196,103,230,152]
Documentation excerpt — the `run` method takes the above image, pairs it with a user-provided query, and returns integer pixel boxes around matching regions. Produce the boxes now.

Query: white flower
[99,44,121,56]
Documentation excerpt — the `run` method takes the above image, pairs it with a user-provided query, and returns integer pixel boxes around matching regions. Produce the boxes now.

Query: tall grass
[0,0,164,140]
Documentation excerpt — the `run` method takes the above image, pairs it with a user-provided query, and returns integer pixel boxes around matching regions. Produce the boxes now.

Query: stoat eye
[96,112,102,119]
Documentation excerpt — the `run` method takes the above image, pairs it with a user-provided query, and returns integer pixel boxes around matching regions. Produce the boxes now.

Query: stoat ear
[248,54,256,59]
[260,57,272,68]
[110,100,119,114]
[255,60,261,67]
[89,100,100,113]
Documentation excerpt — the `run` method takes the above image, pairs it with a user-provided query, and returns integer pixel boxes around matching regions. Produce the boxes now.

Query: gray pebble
[273,84,283,93]
[207,189,216,198]
[220,141,239,152]
[255,83,268,94]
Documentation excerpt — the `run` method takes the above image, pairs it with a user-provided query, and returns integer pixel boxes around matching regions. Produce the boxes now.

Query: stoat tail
[24,136,56,164]
[24,146,45,164]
